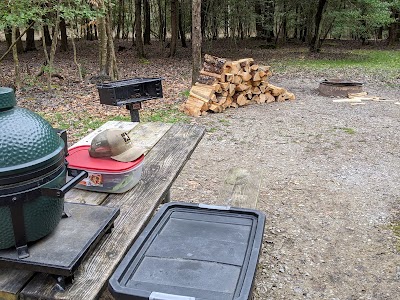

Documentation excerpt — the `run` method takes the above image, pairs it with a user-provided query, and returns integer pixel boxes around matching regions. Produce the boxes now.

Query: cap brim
[110,146,146,162]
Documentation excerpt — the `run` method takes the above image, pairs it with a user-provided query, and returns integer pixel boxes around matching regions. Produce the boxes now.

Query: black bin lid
[109,202,265,300]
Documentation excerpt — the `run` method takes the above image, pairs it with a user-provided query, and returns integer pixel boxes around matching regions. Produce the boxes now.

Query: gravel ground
[2,39,399,299]
[170,74,400,299]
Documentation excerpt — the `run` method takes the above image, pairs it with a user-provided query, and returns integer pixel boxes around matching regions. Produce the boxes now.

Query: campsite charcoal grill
[97,78,163,122]
[0,87,119,289]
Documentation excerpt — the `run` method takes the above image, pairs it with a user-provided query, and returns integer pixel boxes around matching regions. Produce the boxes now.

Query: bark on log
[197,75,217,85]
[204,54,226,69]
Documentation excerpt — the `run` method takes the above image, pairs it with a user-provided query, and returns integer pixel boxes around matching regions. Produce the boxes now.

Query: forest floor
[1,39,399,299]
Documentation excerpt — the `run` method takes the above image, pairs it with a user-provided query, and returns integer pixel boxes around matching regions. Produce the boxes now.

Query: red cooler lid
[67,145,144,173]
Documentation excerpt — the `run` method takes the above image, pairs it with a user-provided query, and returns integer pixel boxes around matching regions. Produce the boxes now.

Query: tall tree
[192,0,202,85]
[143,0,151,44]
[60,17,68,51]
[25,21,37,51]
[116,0,124,39]
[135,0,145,57]
[178,0,187,47]
[168,0,178,57]
[310,0,328,52]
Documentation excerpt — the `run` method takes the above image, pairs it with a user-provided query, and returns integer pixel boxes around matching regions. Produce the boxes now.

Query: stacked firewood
[180,54,295,117]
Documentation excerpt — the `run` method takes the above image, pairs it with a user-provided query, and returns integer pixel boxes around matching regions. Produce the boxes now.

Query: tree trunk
[106,0,119,80]
[135,0,145,58]
[5,27,12,47]
[47,11,61,91]
[70,30,83,81]
[157,0,164,42]
[25,21,37,51]
[98,16,108,75]
[178,0,187,47]
[387,11,399,45]
[143,0,151,44]
[168,0,178,57]
[12,27,20,89]
[13,28,24,53]
[116,0,124,39]
[43,24,52,46]
[192,0,202,85]
[309,0,328,52]
[60,18,68,52]
[201,0,207,38]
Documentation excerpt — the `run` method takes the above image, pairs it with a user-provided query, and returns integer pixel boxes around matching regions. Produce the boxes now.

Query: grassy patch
[39,105,188,141]
[140,106,190,123]
[274,49,400,71]
[219,119,230,125]
[334,127,356,134]
[179,89,190,98]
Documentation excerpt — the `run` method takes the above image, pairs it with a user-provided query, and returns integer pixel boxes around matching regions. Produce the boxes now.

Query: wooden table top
[0,121,205,300]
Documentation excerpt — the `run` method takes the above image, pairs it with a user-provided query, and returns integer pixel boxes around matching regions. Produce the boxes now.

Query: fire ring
[318,79,363,97]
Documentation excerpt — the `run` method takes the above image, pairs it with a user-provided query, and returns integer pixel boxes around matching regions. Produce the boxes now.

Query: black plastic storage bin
[97,78,163,106]
[109,202,265,300]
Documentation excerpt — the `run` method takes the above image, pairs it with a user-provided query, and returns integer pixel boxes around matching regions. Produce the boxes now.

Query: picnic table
[0,121,205,300]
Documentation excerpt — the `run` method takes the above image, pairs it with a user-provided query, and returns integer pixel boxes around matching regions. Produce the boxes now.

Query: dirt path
[171,75,400,299]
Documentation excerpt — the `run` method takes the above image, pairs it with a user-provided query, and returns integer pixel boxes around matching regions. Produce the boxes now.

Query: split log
[267,84,286,96]
[235,83,251,92]
[233,75,242,85]
[203,62,224,74]
[236,93,250,106]
[222,96,233,109]
[219,82,230,90]
[230,102,238,108]
[265,92,275,103]
[225,73,234,83]
[277,92,295,102]
[209,103,223,113]
[190,85,215,100]
[230,62,241,74]
[200,69,222,79]
[252,71,261,81]
[180,102,201,117]
[238,70,252,81]
[253,95,261,104]
[229,84,236,96]
[185,96,209,111]
[204,54,226,70]
[216,96,227,105]
[252,86,261,94]
[197,75,217,85]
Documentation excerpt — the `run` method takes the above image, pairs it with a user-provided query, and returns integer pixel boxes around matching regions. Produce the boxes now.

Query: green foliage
[0,0,97,31]
[329,0,393,40]
[179,89,190,98]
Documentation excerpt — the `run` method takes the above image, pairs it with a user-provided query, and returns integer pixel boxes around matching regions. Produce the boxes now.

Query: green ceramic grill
[0,87,87,258]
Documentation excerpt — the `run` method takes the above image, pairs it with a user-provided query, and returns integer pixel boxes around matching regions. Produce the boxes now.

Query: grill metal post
[127,102,142,122]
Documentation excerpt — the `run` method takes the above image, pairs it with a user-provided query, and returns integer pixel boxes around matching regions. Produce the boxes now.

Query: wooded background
[1,0,399,87]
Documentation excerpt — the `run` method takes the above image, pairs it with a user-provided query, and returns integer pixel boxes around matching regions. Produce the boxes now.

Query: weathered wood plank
[128,122,173,153]
[64,189,108,205]
[0,269,34,300]
[71,121,139,148]
[65,122,172,205]
[20,123,205,300]
[219,167,261,209]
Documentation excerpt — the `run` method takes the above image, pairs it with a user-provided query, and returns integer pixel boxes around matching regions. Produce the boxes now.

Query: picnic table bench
[0,121,205,300]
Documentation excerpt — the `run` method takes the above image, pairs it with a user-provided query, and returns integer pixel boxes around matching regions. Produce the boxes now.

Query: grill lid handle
[41,170,87,198]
